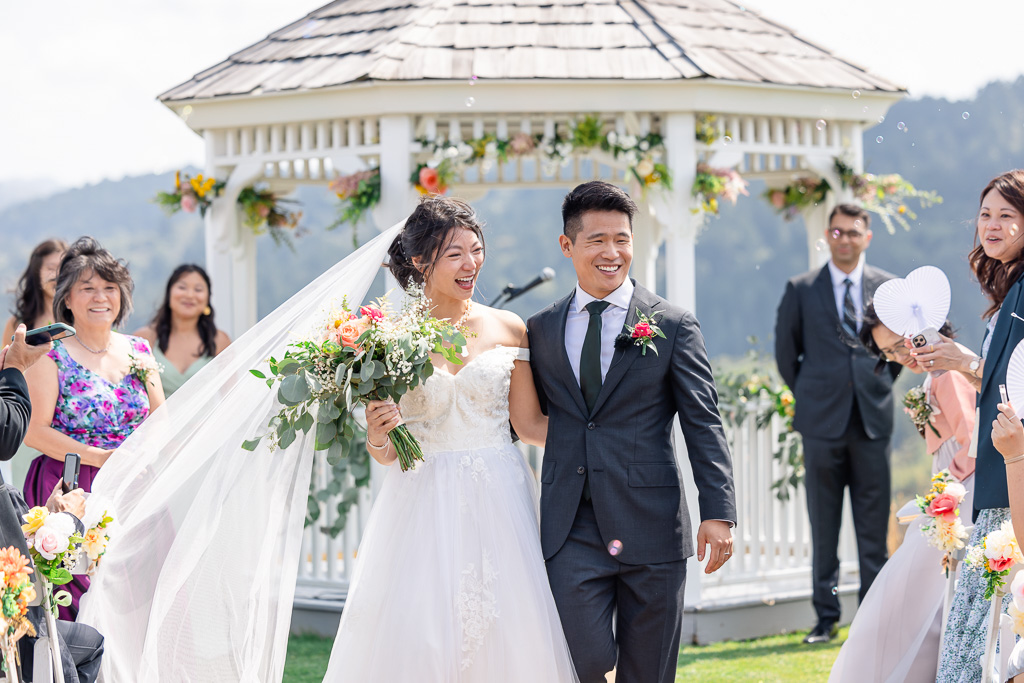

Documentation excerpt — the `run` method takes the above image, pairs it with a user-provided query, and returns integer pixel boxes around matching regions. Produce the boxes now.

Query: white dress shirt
[827,257,865,331]
[564,278,635,384]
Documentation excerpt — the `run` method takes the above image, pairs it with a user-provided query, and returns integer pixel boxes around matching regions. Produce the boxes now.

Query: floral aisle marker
[329,169,381,247]
[764,177,831,221]
[80,497,115,575]
[21,508,83,617]
[0,547,36,682]
[965,519,1023,599]
[691,164,749,216]
[154,172,303,246]
[913,470,969,571]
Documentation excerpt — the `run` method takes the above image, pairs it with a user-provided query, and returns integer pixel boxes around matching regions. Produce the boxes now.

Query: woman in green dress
[133,264,230,396]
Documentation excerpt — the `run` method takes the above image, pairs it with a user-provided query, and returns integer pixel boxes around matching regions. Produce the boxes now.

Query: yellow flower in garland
[190,174,217,198]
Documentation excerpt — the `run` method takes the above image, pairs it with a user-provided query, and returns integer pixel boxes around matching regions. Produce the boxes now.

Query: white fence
[296,411,859,608]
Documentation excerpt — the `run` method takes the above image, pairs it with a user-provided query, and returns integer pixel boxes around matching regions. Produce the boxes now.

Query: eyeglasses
[879,341,911,360]
[829,228,867,241]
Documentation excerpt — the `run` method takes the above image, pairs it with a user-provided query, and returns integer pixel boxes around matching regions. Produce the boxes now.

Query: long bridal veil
[78,223,403,682]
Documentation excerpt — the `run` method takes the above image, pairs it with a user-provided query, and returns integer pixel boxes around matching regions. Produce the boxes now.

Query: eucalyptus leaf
[326,440,345,466]
[318,401,341,423]
[316,421,337,445]
[296,412,314,434]
[241,438,262,452]
[280,374,311,404]
[249,369,266,379]
[279,428,297,449]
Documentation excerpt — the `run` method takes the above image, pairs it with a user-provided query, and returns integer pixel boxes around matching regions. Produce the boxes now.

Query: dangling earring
[202,306,212,316]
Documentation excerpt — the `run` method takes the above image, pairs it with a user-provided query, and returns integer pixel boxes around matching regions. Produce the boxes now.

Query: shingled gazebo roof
[160,0,903,103]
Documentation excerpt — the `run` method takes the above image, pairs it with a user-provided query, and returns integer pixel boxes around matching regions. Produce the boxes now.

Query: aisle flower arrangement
[965,519,1024,599]
[80,497,116,574]
[913,470,969,560]
[244,286,467,471]
[0,546,35,681]
[21,508,83,616]
[238,186,303,248]
[764,177,831,220]
[691,164,748,216]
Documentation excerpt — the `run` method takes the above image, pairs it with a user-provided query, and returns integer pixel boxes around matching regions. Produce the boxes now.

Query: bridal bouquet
[965,519,1023,599]
[21,508,83,615]
[245,285,467,471]
[914,470,970,563]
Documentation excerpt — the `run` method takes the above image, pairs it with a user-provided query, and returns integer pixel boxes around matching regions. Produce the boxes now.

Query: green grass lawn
[283,628,849,682]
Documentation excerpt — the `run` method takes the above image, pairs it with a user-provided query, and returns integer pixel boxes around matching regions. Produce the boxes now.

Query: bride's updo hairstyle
[387,195,485,290]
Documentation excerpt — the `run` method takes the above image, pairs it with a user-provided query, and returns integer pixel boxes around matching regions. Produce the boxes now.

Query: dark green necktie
[580,300,610,413]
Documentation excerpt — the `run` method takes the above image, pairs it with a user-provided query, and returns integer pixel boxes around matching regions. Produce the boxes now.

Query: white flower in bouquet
[81,495,113,532]
[943,481,967,502]
[965,544,987,570]
[985,522,1023,564]
[1011,570,1024,611]
[33,514,75,561]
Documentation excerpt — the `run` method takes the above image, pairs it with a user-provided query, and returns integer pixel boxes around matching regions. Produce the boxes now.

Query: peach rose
[926,493,960,522]
[337,317,369,351]
[418,167,443,195]
[181,194,198,213]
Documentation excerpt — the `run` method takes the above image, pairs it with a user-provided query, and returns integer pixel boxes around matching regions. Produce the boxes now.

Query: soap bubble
[875,136,884,143]
[465,97,475,108]
[607,540,623,556]
[815,238,827,252]
[722,135,732,145]
[862,106,869,113]
[831,586,839,596]
[897,121,906,130]
[815,119,827,131]
[852,90,861,99]
[877,115,885,124]
[962,111,970,120]
[468,75,478,86]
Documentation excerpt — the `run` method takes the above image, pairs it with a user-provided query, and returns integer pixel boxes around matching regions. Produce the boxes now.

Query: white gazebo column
[631,206,660,292]
[203,132,237,336]
[372,116,417,230]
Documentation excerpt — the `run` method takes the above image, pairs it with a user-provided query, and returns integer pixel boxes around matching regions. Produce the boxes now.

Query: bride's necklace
[453,300,473,330]
[76,335,113,354]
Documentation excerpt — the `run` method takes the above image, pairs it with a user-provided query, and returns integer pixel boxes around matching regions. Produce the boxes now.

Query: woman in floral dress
[22,237,164,619]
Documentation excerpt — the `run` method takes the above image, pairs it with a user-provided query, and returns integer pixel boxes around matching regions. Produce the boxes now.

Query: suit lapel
[589,285,652,417]
[814,265,840,326]
[549,291,589,416]
[982,278,1024,395]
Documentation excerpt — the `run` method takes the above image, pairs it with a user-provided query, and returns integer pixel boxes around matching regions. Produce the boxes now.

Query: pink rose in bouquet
[926,493,960,522]
[336,318,369,351]
[359,305,385,322]
[180,194,198,213]
[418,167,443,195]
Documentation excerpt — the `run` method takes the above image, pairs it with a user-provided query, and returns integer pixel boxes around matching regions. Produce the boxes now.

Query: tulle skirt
[323,442,578,682]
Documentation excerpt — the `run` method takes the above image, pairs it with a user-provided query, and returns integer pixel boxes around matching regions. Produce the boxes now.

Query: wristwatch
[968,356,982,378]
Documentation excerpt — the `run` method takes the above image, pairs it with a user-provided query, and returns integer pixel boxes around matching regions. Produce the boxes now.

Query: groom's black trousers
[546,498,686,683]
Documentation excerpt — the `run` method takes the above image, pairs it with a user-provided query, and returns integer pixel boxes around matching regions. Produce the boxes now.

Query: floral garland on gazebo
[154,172,303,247]
[330,115,672,239]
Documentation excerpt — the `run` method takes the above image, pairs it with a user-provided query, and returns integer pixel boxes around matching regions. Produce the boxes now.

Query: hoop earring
[202,306,212,316]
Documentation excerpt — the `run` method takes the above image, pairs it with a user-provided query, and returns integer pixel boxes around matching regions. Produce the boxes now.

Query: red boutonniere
[614,309,666,356]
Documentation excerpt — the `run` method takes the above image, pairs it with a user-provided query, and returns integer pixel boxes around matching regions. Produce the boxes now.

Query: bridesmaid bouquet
[21,508,83,616]
[914,470,969,556]
[964,519,1023,599]
[245,285,467,471]
[903,386,940,438]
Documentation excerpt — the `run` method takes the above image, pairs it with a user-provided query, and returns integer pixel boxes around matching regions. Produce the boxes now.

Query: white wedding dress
[322,345,579,682]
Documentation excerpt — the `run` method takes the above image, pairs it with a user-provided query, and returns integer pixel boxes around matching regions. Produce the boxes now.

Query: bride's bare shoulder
[473,304,527,346]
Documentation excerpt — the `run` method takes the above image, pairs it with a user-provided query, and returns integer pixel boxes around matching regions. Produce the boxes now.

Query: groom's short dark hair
[562,181,638,242]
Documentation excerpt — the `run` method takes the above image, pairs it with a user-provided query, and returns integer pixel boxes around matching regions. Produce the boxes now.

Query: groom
[528,181,737,683]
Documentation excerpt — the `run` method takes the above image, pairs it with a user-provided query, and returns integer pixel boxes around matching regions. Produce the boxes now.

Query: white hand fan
[1005,338,1024,418]
[872,266,951,337]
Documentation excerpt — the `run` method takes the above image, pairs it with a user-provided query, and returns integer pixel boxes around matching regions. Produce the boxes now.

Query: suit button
[577,466,586,475]
[587,422,596,430]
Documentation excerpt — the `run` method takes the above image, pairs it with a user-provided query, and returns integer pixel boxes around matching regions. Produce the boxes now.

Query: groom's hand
[696,520,734,574]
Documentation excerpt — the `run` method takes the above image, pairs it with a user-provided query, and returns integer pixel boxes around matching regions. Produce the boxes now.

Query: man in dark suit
[0,324,104,683]
[774,204,900,644]
[528,182,737,683]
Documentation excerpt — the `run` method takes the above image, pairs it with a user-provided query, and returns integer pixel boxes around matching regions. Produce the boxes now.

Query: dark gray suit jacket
[774,264,900,441]
[528,283,736,566]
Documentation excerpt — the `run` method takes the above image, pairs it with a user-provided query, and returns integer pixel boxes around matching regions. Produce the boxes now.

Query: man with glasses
[774,203,900,644]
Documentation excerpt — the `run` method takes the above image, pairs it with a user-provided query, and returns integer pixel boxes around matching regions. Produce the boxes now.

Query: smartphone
[910,327,942,348]
[61,453,81,494]
[1001,384,1010,406]
[18,323,76,346]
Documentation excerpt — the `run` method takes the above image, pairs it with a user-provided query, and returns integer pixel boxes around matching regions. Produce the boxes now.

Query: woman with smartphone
[913,170,1024,681]
[830,304,975,682]
[132,264,230,397]
[21,236,164,620]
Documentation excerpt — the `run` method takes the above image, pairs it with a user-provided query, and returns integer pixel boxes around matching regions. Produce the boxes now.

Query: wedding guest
[21,236,164,619]
[2,239,68,488]
[1,323,105,682]
[830,304,975,682]
[2,238,68,343]
[774,204,899,644]
[914,170,1024,682]
[133,264,230,397]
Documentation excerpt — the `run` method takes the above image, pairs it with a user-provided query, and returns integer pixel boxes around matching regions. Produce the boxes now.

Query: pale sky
[1,0,1019,190]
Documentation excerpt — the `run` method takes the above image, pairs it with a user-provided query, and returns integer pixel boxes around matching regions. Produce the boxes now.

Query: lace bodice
[400,345,528,452]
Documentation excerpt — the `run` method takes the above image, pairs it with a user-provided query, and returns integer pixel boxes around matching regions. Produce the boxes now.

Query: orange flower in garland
[0,546,32,587]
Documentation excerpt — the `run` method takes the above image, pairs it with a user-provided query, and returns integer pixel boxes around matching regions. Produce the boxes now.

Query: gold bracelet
[367,435,388,450]
[1005,453,1024,465]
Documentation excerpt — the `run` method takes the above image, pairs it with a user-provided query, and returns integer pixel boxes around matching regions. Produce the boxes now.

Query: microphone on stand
[490,267,556,308]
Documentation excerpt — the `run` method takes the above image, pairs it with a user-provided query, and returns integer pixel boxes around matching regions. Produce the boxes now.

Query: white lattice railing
[295,411,859,606]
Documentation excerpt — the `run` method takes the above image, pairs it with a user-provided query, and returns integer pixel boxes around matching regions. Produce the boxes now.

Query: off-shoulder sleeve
[514,348,530,362]
[933,371,977,481]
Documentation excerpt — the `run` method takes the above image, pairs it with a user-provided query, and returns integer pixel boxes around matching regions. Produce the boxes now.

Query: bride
[76,196,577,682]
[322,197,577,680]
